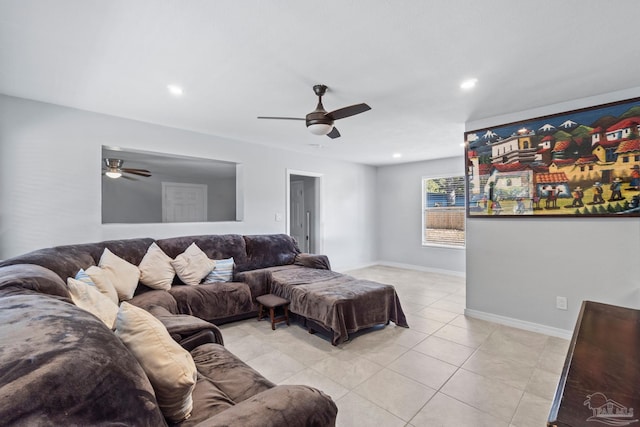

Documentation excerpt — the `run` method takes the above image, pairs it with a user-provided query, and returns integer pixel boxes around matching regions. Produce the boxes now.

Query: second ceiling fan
[103,158,151,179]
[258,84,371,139]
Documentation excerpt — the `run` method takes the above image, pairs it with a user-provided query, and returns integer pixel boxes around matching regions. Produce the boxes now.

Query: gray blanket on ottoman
[270,268,408,345]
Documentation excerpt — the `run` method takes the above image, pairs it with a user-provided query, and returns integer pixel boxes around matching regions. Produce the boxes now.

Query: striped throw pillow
[75,268,96,286]
[203,258,234,283]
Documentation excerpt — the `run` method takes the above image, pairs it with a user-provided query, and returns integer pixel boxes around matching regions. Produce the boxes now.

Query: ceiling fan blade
[326,103,371,121]
[122,168,150,173]
[327,127,341,139]
[257,116,305,121]
[122,168,151,177]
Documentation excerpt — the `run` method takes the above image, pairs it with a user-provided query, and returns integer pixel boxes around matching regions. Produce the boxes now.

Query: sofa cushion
[129,288,180,314]
[139,242,175,291]
[155,234,248,278]
[181,385,339,427]
[294,253,332,270]
[99,248,141,301]
[233,265,299,300]
[171,243,216,286]
[0,264,71,300]
[179,373,235,426]
[66,277,119,329]
[190,343,274,403]
[238,234,300,272]
[0,238,155,282]
[169,282,254,322]
[0,294,166,426]
[85,265,119,305]
[204,257,234,283]
[115,302,198,423]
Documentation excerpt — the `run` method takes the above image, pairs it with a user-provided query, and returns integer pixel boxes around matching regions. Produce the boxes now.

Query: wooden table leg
[269,307,276,330]
[284,305,290,326]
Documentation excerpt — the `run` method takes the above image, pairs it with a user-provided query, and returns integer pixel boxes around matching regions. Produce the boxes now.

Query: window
[422,175,465,247]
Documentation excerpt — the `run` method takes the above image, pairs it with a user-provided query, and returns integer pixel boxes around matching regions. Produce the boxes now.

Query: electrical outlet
[274,213,283,222]
[556,296,568,310]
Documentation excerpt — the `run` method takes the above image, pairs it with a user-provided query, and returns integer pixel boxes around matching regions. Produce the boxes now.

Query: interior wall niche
[101,146,243,224]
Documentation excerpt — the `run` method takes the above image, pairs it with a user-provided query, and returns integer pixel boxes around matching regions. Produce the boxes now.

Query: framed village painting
[465,97,640,217]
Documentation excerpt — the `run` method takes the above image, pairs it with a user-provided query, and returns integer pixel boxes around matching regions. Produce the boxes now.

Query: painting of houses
[465,97,640,217]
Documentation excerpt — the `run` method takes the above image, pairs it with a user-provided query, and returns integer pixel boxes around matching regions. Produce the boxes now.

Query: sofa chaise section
[0,261,337,426]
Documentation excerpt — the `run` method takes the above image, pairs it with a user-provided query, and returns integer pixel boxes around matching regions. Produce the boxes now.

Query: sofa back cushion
[156,235,247,283]
[0,294,167,426]
[0,238,155,282]
[0,264,71,300]
[238,234,301,272]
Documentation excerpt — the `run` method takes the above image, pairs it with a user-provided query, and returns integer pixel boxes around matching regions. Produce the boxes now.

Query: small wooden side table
[256,294,290,330]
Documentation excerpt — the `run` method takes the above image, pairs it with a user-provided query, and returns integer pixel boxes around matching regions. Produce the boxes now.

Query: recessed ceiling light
[392,153,402,159]
[460,78,478,90]
[167,84,183,96]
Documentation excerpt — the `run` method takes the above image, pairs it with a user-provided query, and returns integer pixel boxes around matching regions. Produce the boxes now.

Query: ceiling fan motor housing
[105,158,123,168]
[306,85,334,130]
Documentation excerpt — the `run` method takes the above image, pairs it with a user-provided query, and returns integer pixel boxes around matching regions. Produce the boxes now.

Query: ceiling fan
[258,84,371,139]
[102,158,151,179]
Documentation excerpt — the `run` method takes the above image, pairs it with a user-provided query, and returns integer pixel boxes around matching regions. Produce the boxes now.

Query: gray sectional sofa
[0,234,338,426]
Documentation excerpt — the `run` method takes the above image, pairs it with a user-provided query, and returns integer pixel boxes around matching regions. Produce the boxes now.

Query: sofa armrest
[294,253,331,270]
[181,330,219,352]
[201,385,337,427]
[148,305,224,346]
[232,270,271,298]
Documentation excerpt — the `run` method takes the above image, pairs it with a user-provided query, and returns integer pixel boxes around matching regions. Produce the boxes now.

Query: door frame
[161,182,208,223]
[286,169,323,254]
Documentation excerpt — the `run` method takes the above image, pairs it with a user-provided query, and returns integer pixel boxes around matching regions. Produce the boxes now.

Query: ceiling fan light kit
[258,84,371,139]
[307,123,334,135]
[102,158,152,179]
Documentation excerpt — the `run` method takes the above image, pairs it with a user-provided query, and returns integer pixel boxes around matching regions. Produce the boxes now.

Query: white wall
[376,157,466,274]
[466,87,640,335]
[0,95,377,270]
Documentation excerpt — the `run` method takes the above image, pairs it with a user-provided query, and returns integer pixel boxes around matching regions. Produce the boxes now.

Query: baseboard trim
[334,262,380,273]
[376,260,465,278]
[337,261,465,277]
[464,308,572,339]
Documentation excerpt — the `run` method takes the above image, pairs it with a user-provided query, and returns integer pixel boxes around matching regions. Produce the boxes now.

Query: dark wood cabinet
[548,301,640,426]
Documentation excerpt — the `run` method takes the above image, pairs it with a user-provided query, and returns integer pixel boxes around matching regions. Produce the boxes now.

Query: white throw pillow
[85,265,119,305]
[203,257,234,283]
[67,277,119,329]
[170,243,216,285]
[138,243,175,291]
[115,302,197,423]
[99,248,141,301]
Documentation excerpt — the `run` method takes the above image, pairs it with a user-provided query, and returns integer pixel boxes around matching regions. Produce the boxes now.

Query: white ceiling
[1,0,639,166]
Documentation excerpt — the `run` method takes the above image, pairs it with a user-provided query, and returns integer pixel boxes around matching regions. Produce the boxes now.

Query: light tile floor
[219,265,569,427]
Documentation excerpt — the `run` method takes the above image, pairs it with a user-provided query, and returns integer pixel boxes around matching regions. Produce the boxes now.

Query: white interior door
[290,180,306,251]
[162,182,207,222]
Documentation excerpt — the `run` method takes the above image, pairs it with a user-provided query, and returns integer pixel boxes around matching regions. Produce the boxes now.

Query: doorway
[162,182,208,223]
[287,170,322,254]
